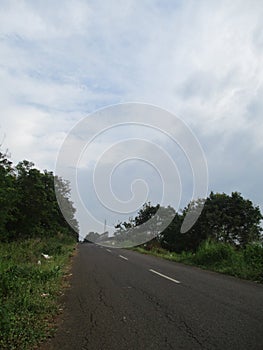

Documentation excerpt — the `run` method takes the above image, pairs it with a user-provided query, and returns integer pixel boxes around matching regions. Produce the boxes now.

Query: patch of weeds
[0,235,76,349]
[133,240,263,283]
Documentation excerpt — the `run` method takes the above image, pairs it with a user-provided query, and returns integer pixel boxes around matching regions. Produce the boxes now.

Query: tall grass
[0,234,76,350]
[193,240,235,266]
[134,240,263,283]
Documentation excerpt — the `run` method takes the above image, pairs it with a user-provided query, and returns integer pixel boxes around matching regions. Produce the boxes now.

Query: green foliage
[243,242,263,270]
[134,202,160,227]
[120,190,263,283]
[113,203,175,247]
[159,191,262,252]
[0,235,76,350]
[201,192,262,246]
[0,151,79,347]
[84,231,100,243]
[117,191,262,256]
[135,240,263,283]
[193,240,235,266]
[0,153,17,239]
[0,152,79,242]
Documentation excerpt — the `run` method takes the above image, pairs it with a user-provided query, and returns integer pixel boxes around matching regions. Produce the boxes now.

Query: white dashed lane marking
[149,269,181,284]
[119,255,128,261]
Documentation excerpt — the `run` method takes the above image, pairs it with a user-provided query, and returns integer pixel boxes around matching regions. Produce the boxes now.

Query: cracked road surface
[41,243,263,350]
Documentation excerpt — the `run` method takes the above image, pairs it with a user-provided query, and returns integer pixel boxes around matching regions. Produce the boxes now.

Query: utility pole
[104,219,107,233]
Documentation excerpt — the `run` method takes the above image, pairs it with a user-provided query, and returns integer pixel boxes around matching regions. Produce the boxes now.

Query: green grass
[0,234,76,350]
[133,240,263,283]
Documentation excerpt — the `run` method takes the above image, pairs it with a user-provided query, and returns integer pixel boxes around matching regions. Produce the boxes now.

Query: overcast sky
[1,0,263,239]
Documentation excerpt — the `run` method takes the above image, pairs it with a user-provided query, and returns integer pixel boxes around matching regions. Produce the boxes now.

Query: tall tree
[0,153,17,241]
[0,154,79,242]
[160,192,262,252]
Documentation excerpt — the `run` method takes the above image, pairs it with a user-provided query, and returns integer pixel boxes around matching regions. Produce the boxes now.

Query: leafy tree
[160,212,184,252]
[0,153,79,242]
[202,192,262,247]
[159,192,262,252]
[54,175,79,239]
[0,153,17,241]
[114,203,175,246]
[13,161,46,238]
[84,231,100,243]
[134,202,160,227]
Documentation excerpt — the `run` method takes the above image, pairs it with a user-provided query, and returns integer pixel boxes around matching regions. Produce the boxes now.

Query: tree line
[112,192,262,251]
[0,152,78,242]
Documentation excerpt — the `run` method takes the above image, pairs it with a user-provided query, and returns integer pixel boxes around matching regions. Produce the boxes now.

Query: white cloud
[0,0,263,234]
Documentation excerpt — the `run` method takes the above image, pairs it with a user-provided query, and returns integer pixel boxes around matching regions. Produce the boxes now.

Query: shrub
[193,240,235,266]
[243,242,263,268]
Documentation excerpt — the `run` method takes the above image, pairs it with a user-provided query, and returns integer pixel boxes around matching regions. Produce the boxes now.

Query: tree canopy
[114,192,262,252]
[0,152,78,242]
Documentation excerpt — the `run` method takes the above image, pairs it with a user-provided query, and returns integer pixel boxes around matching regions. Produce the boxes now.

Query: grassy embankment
[134,240,263,283]
[0,234,76,350]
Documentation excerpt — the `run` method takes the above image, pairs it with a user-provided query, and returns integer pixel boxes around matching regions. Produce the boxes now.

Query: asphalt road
[41,243,263,350]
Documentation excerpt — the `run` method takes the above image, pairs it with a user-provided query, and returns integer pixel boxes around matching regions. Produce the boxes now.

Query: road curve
[41,243,263,350]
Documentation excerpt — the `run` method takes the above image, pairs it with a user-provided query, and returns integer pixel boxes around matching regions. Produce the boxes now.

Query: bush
[243,243,263,268]
[193,240,235,266]
[135,239,263,283]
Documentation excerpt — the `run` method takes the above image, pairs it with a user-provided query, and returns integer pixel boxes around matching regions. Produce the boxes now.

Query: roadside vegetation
[0,235,76,349]
[134,240,263,283]
[0,151,79,349]
[113,192,263,283]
